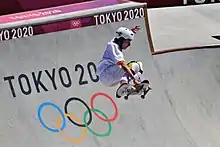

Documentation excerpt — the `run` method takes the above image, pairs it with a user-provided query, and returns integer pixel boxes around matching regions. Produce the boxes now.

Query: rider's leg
[98,64,126,87]
[116,72,130,98]
[116,62,142,98]
[127,61,144,83]
[130,61,150,89]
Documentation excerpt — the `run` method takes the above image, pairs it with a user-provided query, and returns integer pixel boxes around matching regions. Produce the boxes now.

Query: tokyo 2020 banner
[37,92,119,143]
[1,0,219,16]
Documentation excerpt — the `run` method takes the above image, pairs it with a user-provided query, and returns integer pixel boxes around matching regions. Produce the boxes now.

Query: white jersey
[97,38,124,74]
[97,38,126,86]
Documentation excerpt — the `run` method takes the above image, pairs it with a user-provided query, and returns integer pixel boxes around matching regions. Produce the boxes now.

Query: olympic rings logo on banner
[37,92,119,143]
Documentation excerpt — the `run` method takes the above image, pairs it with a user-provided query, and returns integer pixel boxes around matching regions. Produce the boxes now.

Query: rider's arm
[117,60,135,80]
[108,43,137,81]
[131,25,141,34]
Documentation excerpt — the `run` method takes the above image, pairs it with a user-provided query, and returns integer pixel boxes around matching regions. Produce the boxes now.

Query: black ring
[64,97,92,127]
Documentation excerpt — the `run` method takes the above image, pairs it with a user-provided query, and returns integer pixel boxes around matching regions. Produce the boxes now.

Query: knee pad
[136,61,143,74]
[127,60,143,74]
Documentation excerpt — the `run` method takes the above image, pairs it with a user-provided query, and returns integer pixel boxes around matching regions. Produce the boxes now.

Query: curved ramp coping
[0,0,151,44]
[0,0,147,29]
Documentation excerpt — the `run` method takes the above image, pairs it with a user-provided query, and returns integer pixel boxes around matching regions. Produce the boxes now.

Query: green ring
[83,108,112,137]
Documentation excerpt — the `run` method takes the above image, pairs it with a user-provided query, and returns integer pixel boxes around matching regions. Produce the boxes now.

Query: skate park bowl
[0,0,220,147]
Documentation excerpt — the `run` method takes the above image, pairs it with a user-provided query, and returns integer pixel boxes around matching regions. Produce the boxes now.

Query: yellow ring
[56,113,87,143]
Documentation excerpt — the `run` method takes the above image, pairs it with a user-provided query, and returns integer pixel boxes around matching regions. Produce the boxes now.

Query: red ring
[90,92,118,122]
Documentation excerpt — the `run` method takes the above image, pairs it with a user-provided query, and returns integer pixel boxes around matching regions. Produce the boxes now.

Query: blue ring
[37,101,66,132]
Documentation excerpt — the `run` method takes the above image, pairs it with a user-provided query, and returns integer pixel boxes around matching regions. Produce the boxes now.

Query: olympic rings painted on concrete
[64,97,92,127]
[37,92,118,143]
[38,101,66,132]
[90,92,118,122]
[84,108,112,137]
[56,113,87,143]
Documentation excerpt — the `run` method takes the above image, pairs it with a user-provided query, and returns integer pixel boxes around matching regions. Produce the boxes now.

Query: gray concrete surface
[148,3,220,50]
[153,48,220,147]
[0,14,219,147]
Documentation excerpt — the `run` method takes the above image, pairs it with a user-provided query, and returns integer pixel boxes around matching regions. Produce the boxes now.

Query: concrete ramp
[153,48,220,147]
[0,17,195,147]
[0,1,220,147]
